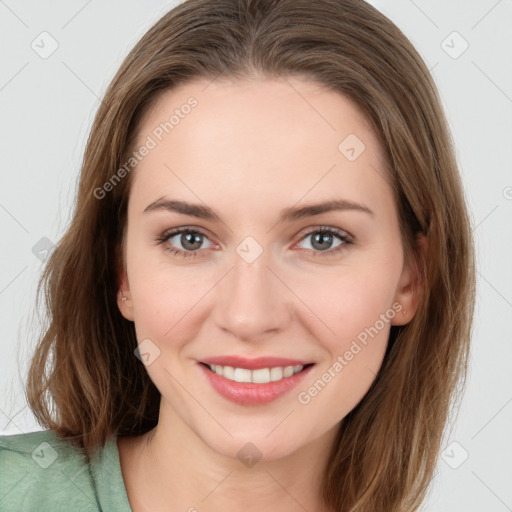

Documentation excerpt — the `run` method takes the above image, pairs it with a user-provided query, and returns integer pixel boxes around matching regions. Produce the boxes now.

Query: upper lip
[200,356,314,370]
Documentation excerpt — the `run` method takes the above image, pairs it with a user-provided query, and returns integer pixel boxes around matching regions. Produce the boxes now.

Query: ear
[392,233,427,326]
[116,243,134,322]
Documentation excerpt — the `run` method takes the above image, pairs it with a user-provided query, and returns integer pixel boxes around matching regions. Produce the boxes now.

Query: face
[117,76,419,461]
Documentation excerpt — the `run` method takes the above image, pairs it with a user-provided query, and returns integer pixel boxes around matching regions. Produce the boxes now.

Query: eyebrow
[143,197,374,223]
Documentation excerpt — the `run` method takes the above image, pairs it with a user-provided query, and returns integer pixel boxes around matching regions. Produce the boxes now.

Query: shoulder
[0,429,99,511]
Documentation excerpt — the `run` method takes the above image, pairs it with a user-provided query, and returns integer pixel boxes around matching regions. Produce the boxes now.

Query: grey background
[1,1,511,510]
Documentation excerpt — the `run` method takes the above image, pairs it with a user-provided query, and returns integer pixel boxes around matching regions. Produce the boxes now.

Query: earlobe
[392,233,427,326]
[117,279,134,322]
[116,246,134,321]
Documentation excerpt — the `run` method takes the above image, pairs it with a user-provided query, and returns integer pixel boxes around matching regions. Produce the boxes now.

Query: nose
[212,251,292,343]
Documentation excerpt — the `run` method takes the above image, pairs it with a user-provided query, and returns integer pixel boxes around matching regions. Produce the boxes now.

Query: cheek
[125,237,193,340]
[129,269,202,342]
[298,257,400,414]
[294,271,399,421]
[294,260,402,414]
[305,259,401,341]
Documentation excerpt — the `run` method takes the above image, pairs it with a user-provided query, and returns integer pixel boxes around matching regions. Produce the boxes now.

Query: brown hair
[25,0,476,510]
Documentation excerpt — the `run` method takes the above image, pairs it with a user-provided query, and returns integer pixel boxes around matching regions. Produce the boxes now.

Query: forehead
[129,76,393,218]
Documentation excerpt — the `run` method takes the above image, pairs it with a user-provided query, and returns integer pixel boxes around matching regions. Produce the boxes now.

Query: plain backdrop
[1,1,511,510]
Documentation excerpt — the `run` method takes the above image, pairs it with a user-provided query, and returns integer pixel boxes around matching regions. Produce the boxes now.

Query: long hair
[25,1,476,510]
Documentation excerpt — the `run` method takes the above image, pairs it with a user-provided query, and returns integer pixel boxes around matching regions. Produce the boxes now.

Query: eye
[295,226,352,256]
[156,225,353,259]
[156,227,214,258]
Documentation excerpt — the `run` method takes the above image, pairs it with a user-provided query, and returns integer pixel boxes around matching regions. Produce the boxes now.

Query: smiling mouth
[200,362,315,384]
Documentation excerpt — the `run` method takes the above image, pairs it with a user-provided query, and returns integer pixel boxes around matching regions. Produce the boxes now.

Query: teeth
[252,368,270,383]
[208,364,304,383]
[233,367,252,383]
[283,366,294,378]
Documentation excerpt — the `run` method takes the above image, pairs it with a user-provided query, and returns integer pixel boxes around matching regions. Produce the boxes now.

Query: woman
[0,0,475,511]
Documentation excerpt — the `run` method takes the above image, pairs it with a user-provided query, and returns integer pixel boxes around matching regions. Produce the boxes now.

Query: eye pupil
[312,232,333,251]
[182,232,202,250]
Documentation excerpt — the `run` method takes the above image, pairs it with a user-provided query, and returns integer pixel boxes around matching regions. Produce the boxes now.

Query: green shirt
[0,429,132,511]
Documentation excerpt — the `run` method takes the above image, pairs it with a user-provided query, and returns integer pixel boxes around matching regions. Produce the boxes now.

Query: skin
[116,75,423,512]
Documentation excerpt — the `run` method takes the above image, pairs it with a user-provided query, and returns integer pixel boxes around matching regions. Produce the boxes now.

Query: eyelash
[156,226,353,259]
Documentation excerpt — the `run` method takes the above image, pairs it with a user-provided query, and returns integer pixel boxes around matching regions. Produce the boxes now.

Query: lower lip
[198,363,315,406]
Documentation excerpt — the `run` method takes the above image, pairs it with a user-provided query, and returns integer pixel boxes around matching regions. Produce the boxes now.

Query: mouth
[197,359,316,406]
